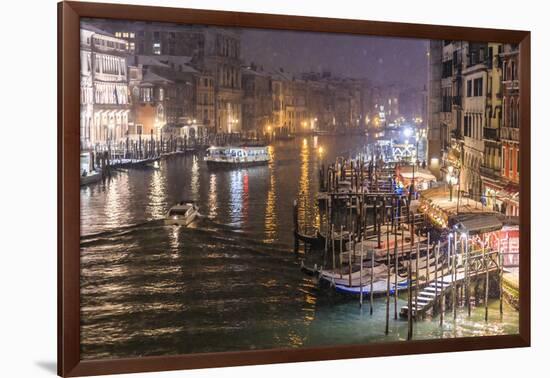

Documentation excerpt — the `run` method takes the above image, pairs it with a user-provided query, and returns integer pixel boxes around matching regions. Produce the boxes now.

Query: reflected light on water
[229,170,243,226]
[298,138,310,231]
[208,173,218,218]
[264,146,278,243]
[169,226,182,256]
[190,155,200,201]
[146,169,167,220]
[104,174,131,227]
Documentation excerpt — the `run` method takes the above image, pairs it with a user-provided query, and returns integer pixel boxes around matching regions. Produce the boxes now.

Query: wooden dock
[400,248,500,318]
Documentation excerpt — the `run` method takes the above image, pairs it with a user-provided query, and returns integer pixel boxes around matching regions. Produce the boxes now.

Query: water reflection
[208,173,218,218]
[229,170,244,226]
[169,226,181,255]
[298,138,310,232]
[264,145,278,243]
[147,169,167,220]
[190,155,200,201]
[104,174,132,227]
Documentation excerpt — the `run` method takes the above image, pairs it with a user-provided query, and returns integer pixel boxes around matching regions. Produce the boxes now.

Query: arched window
[515,100,520,128]
[502,97,507,126]
[509,98,515,128]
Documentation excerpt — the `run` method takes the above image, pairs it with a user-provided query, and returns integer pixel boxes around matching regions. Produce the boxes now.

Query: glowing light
[403,128,413,137]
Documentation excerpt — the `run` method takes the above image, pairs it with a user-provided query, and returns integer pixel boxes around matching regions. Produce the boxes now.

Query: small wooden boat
[319,263,389,286]
[334,277,409,296]
[80,170,102,186]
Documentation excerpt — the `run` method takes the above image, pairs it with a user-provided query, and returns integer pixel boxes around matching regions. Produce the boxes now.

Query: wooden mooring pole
[394,220,399,320]
[484,239,490,322]
[360,237,364,307]
[499,237,504,316]
[426,232,431,286]
[415,241,419,320]
[370,246,374,315]
[331,225,336,273]
[466,234,471,317]
[293,200,299,254]
[407,258,413,340]
[452,233,457,321]
[436,241,444,327]
[385,223,390,335]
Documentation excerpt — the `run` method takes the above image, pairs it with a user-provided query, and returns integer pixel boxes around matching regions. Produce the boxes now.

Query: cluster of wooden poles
[90,133,204,163]
[296,155,507,340]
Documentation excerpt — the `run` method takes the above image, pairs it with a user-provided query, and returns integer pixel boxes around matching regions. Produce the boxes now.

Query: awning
[397,166,437,182]
[450,213,503,235]
[496,184,519,204]
[400,170,437,181]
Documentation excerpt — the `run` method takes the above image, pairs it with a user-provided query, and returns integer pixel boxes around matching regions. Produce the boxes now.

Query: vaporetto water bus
[204,146,270,167]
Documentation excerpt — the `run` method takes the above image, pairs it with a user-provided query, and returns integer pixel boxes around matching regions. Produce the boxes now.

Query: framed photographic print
[58,1,530,376]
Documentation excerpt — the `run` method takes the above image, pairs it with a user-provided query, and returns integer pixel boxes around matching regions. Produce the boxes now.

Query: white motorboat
[164,202,199,226]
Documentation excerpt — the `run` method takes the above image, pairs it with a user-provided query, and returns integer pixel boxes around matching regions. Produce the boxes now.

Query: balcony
[451,128,463,140]
[480,165,501,181]
[452,95,462,106]
[483,127,499,141]
[500,127,520,142]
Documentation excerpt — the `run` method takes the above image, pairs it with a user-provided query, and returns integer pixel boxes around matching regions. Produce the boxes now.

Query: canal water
[80,135,518,360]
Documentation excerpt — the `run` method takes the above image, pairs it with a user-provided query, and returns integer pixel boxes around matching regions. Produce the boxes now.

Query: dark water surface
[80,135,518,360]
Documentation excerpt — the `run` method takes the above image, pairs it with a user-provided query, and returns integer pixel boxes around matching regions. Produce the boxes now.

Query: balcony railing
[452,95,462,105]
[483,127,499,140]
[500,126,520,142]
[480,165,500,180]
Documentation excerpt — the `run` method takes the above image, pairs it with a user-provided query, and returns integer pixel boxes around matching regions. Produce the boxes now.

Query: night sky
[241,28,428,88]
[85,18,429,89]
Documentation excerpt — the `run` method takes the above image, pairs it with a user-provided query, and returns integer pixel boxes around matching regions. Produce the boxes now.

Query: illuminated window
[129,32,135,38]
[115,32,122,38]
[140,88,153,102]
[153,42,161,55]
[122,32,129,38]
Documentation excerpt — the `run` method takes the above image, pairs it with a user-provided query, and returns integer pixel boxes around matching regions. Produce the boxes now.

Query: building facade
[241,65,273,135]
[461,42,490,201]
[80,23,130,150]
[98,21,243,134]
[499,44,520,216]
[480,43,504,211]
[430,39,520,217]
[427,40,443,175]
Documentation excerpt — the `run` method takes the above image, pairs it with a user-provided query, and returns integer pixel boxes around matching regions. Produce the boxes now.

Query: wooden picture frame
[58,1,530,376]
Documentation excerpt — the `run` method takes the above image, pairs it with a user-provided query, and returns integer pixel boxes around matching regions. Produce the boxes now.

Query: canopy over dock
[419,186,500,229]
[451,213,503,235]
